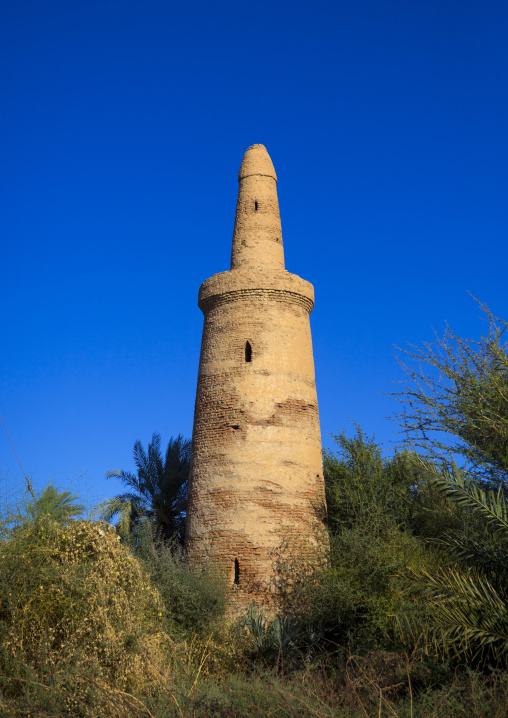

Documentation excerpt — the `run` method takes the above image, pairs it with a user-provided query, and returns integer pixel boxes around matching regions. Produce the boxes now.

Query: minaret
[185,145,327,609]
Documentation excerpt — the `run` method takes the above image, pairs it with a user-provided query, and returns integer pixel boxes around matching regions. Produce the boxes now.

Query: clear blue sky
[1,0,507,514]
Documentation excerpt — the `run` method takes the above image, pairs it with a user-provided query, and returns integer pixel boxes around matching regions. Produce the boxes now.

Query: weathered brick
[185,145,328,612]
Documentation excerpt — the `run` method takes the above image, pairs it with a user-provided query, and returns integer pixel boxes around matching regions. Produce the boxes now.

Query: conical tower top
[238,144,277,182]
[231,144,284,270]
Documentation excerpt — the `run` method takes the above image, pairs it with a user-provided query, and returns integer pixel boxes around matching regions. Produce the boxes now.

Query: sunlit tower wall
[185,144,327,609]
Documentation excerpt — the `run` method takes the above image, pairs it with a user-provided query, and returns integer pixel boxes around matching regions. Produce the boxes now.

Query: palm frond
[107,491,148,507]
[147,433,164,491]
[114,500,137,538]
[27,484,85,524]
[436,534,508,583]
[133,434,163,499]
[104,432,191,545]
[417,458,508,540]
[106,469,141,493]
[406,566,508,666]
[132,439,150,487]
[164,434,192,472]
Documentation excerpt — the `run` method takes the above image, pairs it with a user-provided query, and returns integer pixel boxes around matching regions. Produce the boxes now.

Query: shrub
[271,525,428,659]
[134,518,229,636]
[0,517,172,700]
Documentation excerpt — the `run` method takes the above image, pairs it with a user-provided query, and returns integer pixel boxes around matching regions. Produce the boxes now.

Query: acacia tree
[323,425,419,534]
[393,298,508,487]
[392,300,508,667]
[98,433,191,546]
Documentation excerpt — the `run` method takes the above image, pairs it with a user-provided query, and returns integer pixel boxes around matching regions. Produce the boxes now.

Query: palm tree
[1,484,85,538]
[98,433,191,545]
[26,484,85,524]
[401,460,508,668]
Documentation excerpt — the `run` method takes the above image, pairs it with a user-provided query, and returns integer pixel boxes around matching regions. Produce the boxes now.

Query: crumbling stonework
[185,144,327,610]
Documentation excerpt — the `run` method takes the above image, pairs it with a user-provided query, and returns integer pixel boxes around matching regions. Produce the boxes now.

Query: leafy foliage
[391,303,508,668]
[399,460,508,668]
[393,298,508,485]
[98,432,191,545]
[0,516,172,712]
[268,428,432,657]
[241,602,315,666]
[2,483,85,536]
[323,425,418,534]
[134,518,228,636]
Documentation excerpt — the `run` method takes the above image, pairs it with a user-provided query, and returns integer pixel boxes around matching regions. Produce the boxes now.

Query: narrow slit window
[254,200,258,211]
[234,558,240,585]
[245,341,252,363]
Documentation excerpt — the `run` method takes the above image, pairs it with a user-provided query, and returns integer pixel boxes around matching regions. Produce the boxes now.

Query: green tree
[272,427,430,654]
[392,301,508,667]
[98,433,191,545]
[400,460,508,668]
[26,484,85,524]
[323,425,419,534]
[393,299,508,486]
[2,484,85,536]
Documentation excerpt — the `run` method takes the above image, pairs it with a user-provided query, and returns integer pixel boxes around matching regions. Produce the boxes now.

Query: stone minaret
[186,144,327,609]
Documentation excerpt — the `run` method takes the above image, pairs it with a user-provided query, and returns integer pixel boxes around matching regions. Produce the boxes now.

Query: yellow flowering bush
[0,518,172,694]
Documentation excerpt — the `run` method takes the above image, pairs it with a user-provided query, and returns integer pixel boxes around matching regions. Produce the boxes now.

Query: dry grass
[1,517,508,717]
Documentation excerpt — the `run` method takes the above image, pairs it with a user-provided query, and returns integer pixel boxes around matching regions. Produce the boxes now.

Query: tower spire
[230,144,285,270]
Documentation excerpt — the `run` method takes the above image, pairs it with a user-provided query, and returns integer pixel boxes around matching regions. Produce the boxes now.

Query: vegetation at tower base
[98,432,191,546]
[2,455,508,716]
[133,518,228,636]
[3,307,508,715]
[266,429,437,658]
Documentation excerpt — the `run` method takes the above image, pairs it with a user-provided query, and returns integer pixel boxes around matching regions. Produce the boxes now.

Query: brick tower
[185,144,327,609]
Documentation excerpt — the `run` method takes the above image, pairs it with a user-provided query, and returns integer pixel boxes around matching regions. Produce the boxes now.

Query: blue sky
[1,0,507,514]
